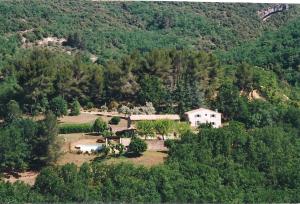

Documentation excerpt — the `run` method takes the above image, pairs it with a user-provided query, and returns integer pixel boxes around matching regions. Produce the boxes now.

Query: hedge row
[59,123,93,134]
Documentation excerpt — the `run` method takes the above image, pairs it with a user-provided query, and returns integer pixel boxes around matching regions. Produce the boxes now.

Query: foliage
[0,2,299,202]
[50,96,68,117]
[92,118,108,134]
[154,120,175,139]
[0,113,60,171]
[38,112,62,165]
[86,102,94,109]
[0,181,44,203]
[70,100,81,116]
[2,46,298,116]
[0,76,21,117]
[109,116,120,125]
[118,102,156,115]
[1,1,299,64]
[213,83,249,121]
[4,100,22,123]
[136,120,189,139]
[0,121,32,171]
[128,137,147,156]
[219,17,300,86]
[8,122,299,202]
[136,120,155,139]
[64,32,86,50]
[138,76,168,109]
[59,123,92,134]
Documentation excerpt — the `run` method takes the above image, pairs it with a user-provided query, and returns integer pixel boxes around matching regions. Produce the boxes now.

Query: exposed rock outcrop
[248,90,266,101]
[257,4,289,21]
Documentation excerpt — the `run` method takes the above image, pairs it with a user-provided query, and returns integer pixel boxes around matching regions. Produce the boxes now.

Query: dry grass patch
[58,113,98,124]
[58,112,128,133]
[105,151,168,167]
[56,152,97,166]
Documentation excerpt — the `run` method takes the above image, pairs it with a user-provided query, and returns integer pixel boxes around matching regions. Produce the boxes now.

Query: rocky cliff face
[257,4,289,21]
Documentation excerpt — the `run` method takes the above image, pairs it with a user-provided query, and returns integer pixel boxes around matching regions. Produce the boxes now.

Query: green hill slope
[0,1,299,63]
[218,17,300,86]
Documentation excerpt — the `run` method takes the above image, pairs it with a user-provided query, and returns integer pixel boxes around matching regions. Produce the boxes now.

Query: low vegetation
[59,123,92,134]
[128,137,148,156]
[92,118,108,134]
[70,100,81,116]
[109,116,121,125]
[136,120,191,138]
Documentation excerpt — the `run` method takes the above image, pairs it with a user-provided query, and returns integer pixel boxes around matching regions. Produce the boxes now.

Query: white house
[184,108,222,128]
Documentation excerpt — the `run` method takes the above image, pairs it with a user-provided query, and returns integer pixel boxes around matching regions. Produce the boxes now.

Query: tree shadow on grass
[85,132,100,136]
[124,152,142,158]
[157,150,168,154]
[92,154,109,162]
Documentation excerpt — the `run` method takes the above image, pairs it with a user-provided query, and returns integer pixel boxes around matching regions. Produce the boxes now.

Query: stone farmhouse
[184,108,222,128]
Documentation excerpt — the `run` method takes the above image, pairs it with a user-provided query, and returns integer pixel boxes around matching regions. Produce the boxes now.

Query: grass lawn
[104,151,168,167]
[58,112,128,133]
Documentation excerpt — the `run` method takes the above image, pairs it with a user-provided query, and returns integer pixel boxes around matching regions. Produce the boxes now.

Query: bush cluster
[109,116,121,125]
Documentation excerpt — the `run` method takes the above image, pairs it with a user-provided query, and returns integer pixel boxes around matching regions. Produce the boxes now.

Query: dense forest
[0,1,300,203]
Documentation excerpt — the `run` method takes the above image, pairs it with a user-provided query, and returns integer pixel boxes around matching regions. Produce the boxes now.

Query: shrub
[93,118,108,134]
[116,129,136,138]
[118,105,131,115]
[100,103,108,112]
[86,102,94,109]
[102,130,113,137]
[109,116,120,125]
[70,100,81,116]
[108,101,119,111]
[128,137,147,156]
[59,123,92,134]
[115,144,125,156]
[50,96,68,117]
[5,100,22,122]
[164,139,175,148]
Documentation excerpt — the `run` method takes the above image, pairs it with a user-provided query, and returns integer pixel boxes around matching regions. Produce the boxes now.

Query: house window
[205,114,207,116]
[195,114,201,118]
[211,114,215,117]
[212,122,215,125]
[196,121,201,125]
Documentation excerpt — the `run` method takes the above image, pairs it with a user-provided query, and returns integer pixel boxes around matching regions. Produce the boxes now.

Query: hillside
[0,1,300,64]
[1,2,300,203]
[218,17,300,86]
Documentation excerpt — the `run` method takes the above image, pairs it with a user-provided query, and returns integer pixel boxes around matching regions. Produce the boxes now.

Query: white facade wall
[75,144,103,153]
[185,109,222,128]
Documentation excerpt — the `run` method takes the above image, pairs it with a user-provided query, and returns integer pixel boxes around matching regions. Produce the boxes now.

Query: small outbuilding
[184,108,221,128]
